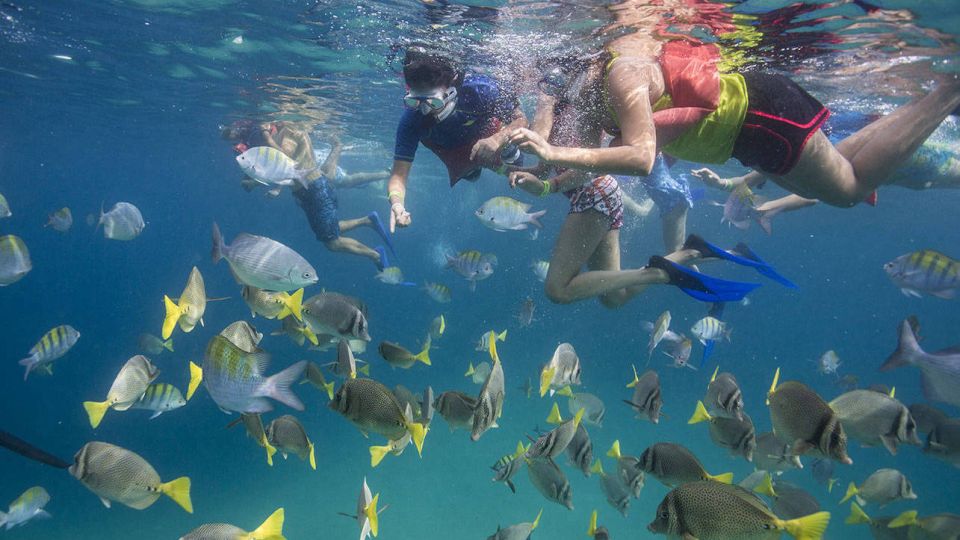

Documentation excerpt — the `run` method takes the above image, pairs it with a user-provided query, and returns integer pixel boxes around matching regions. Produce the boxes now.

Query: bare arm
[320,139,342,179]
[530,93,558,139]
[470,107,529,164]
[387,160,413,232]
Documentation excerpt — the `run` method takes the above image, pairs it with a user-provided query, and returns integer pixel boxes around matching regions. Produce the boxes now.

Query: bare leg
[335,171,390,189]
[324,237,380,264]
[545,210,673,305]
[661,204,687,252]
[622,192,655,218]
[778,80,960,206]
[339,216,371,233]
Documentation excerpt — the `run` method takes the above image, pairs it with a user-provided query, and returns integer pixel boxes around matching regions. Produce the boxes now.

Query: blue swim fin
[648,256,760,303]
[683,235,797,289]
[368,211,397,258]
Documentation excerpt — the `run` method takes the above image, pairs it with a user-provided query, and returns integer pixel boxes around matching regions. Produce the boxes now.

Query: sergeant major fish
[18,324,80,380]
[475,196,546,232]
[0,486,50,530]
[130,383,187,420]
[446,250,496,291]
[884,249,960,299]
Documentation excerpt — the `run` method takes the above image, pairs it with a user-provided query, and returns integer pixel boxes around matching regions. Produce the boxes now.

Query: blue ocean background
[1,1,959,538]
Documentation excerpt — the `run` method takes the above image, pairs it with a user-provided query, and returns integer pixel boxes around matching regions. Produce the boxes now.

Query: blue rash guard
[394,73,519,185]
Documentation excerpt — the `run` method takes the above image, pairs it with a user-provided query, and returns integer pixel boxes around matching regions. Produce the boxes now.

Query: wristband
[388,190,405,202]
[719,179,735,192]
[539,180,552,197]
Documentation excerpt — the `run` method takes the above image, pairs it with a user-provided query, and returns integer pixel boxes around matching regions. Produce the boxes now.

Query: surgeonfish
[84,355,159,428]
[191,335,306,413]
[647,480,830,540]
[524,404,584,460]
[624,366,663,423]
[138,333,173,356]
[881,318,960,408]
[606,440,646,499]
[130,383,187,419]
[242,285,304,321]
[590,459,631,517]
[475,196,546,232]
[0,193,9,218]
[428,315,446,339]
[338,477,382,540]
[769,481,822,520]
[754,432,804,473]
[539,342,582,397]
[303,362,335,400]
[844,502,910,540]
[485,508,542,540]
[0,235,32,286]
[273,316,319,347]
[68,441,192,513]
[887,510,960,538]
[909,403,948,437]
[211,222,317,292]
[45,207,72,232]
[568,392,605,427]
[265,415,316,470]
[766,368,852,464]
[434,391,477,432]
[302,292,371,343]
[884,249,960,299]
[701,367,745,420]
[525,457,573,510]
[328,377,426,457]
[0,486,50,530]
[465,361,492,385]
[566,422,593,477]
[162,266,207,340]
[378,338,431,369]
[18,325,80,380]
[471,332,505,441]
[232,413,278,466]
[829,389,921,455]
[178,507,285,540]
[587,509,611,540]
[840,469,917,507]
[98,202,145,240]
[924,418,960,468]
[638,442,733,488]
[688,401,757,462]
[517,297,535,327]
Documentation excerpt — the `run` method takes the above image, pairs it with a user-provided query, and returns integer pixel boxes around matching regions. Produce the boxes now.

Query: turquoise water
[1,1,959,539]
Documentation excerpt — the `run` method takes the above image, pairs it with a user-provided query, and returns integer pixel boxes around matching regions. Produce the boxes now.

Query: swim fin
[684,234,797,289]
[368,212,397,257]
[648,255,759,303]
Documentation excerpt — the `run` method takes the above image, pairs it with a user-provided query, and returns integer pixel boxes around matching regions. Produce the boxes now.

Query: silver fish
[236,146,310,189]
[703,369,744,421]
[434,391,477,432]
[566,422,593,477]
[445,250,496,291]
[475,196,546,232]
[0,486,50,529]
[715,183,771,234]
[98,202,145,241]
[924,418,960,468]
[130,383,186,419]
[592,460,631,517]
[753,432,803,473]
[83,355,159,428]
[647,310,672,358]
[517,297,535,327]
[471,343,505,442]
[486,509,542,540]
[625,367,662,423]
[211,222,317,292]
[882,318,960,408]
[302,292,371,343]
[0,193,9,218]
[179,508,284,540]
[219,320,263,353]
[841,468,916,507]
[18,325,80,380]
[691,316,730,345]
[569,392,605,427]
[0,235,31,286]
[530,260,549,282]
[198,335,306,413]
[526,457,573,510]
[883,249,960,299]
[539,342,582,397]
[829,389,921,455]
[45,207,72,232]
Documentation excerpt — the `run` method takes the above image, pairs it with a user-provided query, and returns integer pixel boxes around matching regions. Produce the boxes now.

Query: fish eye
[489,217,495,221]
[659,510,669,519]
[302,272,312,279]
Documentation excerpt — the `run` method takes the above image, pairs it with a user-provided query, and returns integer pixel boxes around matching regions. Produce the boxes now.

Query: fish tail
[364,493,380,537]
[211,222,224,263]
[766,367,781,405]
[370,444,391,468]
[531,508,542,531]
[839,482,859,504]
[163,338,174,352]
[488,332,501,364]
[415,337,432,366]
[406,421,427,457]
[705,471,733,484]
[687,401,713,425]
[587,509,597,536]
[528,209,547,228]
[82,400,110,429]
[626,364,640,388]
[162,295,182,340]
[262,434,276,467]
[158,476,193,513]
[606,440,622,459]
[464,363,475,377]
[754,472,777,498]
[845,502,871,526]
[555,385,573,397]
[880,319,922,371]
[18,354,37,381]
[497,329,508,342]
[590,459,603,475]
[308,441,316,471]
[546,403,563,425]
[322,381,335,401]
[357,364,370,376]
[246,508,285,540]
[263,361,307,411]
[278,288,304,322]
[187,361,203,401]
[539,366,556,397]
[888,510,919,528]
[777,511,830,540]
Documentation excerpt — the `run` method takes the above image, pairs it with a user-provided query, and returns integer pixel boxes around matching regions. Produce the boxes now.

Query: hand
[469,136,500,165]
[389,202,411,233]
[691,168,727,189]
[509,171,547,196]
[507,128,555,162]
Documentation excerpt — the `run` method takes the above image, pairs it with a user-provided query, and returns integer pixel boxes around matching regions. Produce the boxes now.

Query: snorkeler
[508,69,762,307]
[506,35,960,209]
[387,47,528,232]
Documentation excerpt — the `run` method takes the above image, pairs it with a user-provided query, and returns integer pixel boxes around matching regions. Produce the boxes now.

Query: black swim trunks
[293,177,340,242]
[732,72,830,176]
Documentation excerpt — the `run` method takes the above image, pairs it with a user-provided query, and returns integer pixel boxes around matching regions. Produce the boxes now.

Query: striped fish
[0,234,31,286]
[236,146,312,190]
[691,316,730,345]
[131,383,186,419]
[491,441,528,493]
[445,250,495,291]
[422,282,452,303]
[625,366,663,423]
[566,422,594,477]
[192,335,306,413]
[19,325,80,380]
[884,249,960,299]
[590,460,631,517]
[606,440,646,498]
[83,355,159,429]
[0,486,50,530]
[525,404,584,460]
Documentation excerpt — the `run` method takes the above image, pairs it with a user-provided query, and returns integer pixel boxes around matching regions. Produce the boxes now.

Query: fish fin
[211,222,224,263]
[931,288,957,299]
[277,288,304,322]
[539,366,556,397]
[827,478,837,493]
[33,509,51,521]
[406,421,427,457]
[263,435,276,467]
[19,356,37,381]
[775,511,830,540]
[506,479,516,493]
[98,496,111,509]
[248,508,285,540]
[590,459,603,475]
[546,403,563,425]
[308,442,316,470]
[304,327,319,347]
[370,445,391,468]
[358,364,370,376]
[687,401,713,425]
[148,411,163,420]
[840,482,859,505]
[607,440,622,459]
[791,440,814,457]
[469,280,477,292]
[757,212,773,235]
[710,364,719,383]
[888,510,919,528]
[626,364,640,388]
[531,508,542,531]
[766,367,781,405]
[587,509,598,537]
[163,338,174,352]
[528,209,546,228]
[705,472,733,484]
[83,400,110,429]
[465,363,475,377]
[323,381,335,401]
[556,385,573,397]
[488,332,501,364]
[754,472,777,498]
[879,434,899,456]
[880,319,922,371]
[845,502,871,525]
[415,337,432,366]
[158,476,193,513]
[573,407,585,428]
[497,329,508,342]
[365,493,380,537]
[262,361,307,411]
[162,295,182,340]
[187,361,203,401]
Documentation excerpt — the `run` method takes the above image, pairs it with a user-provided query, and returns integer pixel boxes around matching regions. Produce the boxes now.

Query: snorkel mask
[404,87,458,121]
